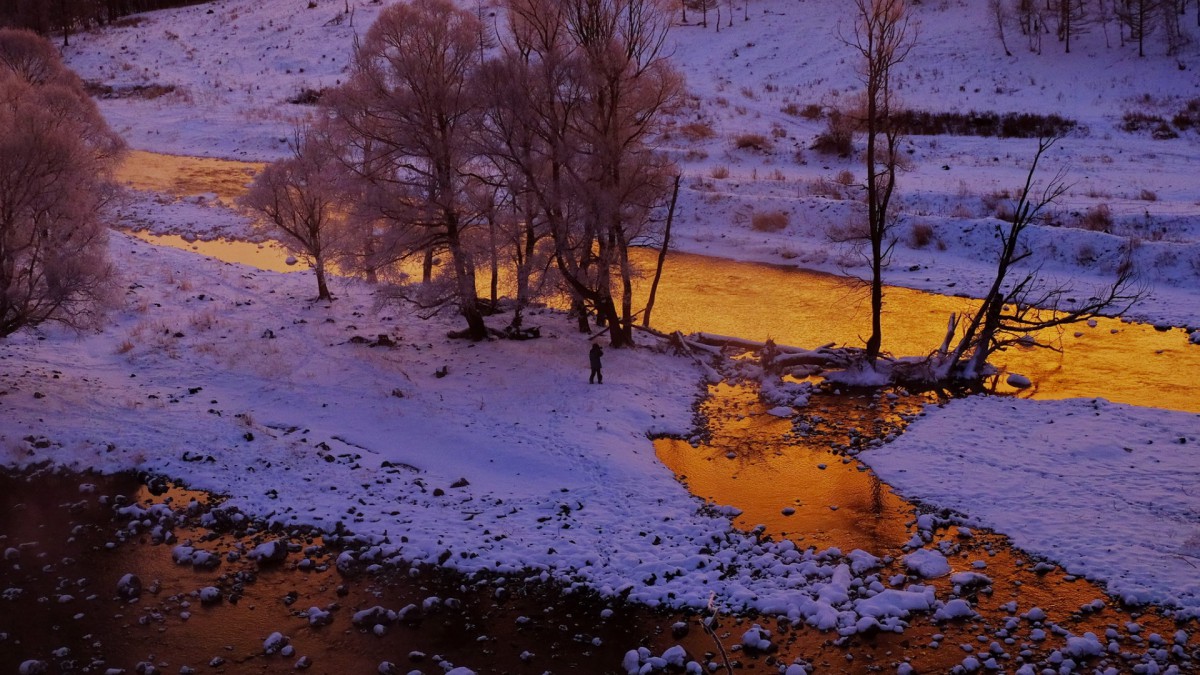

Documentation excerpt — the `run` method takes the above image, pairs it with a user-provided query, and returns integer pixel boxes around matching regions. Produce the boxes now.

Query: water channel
[4,153,1195,673]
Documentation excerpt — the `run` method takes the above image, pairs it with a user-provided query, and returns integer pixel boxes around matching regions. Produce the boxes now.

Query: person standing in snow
[589,342,604,384]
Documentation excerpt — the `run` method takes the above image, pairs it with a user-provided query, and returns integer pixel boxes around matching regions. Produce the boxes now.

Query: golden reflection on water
[632,249,1200,413]
[115,152,1199,413]
[656,384,916,553]
[117,150,262,201]
[130,231,301,273]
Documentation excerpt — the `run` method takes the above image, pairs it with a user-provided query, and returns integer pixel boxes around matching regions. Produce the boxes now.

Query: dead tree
[936,136,1141,381]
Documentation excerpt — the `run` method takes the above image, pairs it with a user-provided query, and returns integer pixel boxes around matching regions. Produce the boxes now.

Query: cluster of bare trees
[995,0,1195,55]
[243,0,682,347]
[0,28,124,337]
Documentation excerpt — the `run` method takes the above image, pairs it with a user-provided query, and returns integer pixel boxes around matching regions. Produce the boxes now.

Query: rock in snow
[902,549,951,579]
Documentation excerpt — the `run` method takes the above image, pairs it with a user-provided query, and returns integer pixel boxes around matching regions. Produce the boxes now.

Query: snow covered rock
[933,598,977,622]
[1006,373,1032,389]
[741,624,773,652]
[902,549,951,579]
[116,573,142,600]
[262,631,289,655]
[248,540,288,565]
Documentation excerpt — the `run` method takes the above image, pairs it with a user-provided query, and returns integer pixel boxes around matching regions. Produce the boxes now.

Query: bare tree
[476,58,558,330]
[0,28,124,337]
[1015,0,1047,52]
[1117,0,1173,55]
[326,0,491,340]
[935,136,1140,380]
[1053,0,1091,52]
[490,0,681,346]
[844,0,915,365]
[558,0,683,347]
[989,0,1014,56]
[240,125,346,302]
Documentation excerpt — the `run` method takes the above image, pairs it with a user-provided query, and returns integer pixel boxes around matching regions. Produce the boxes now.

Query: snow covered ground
[865,396,1200,618]
[3,0,1200,666]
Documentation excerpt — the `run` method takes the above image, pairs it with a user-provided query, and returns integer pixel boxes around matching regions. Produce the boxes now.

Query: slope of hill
[61,0,1200,328]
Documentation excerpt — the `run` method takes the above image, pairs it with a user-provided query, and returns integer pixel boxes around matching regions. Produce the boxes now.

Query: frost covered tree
[240,125,346,302]
[326,0,490,340]
[477,0,681,346]
[0,28,124,337]
[844,0,914,365]
[555,0,683,347]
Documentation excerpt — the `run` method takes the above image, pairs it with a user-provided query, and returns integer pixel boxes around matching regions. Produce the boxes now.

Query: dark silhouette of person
[589,342,604,384]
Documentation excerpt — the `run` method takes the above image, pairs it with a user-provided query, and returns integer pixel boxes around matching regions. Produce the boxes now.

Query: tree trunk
[314,263,333,302]
[643,174,679,328]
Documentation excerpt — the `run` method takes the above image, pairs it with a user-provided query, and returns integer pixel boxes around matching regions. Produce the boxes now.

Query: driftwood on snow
[690,332,863,370]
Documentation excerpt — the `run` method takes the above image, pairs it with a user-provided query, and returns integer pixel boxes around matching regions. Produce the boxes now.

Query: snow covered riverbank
[862,396,1200,619]
[5,0,1200,669]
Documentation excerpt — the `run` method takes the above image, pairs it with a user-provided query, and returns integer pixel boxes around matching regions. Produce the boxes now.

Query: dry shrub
[834,169,855,186]
[751,210,790,232]
[812,110,853,156]
[1075,243,1098,265]
[116,340,135,354]
[770,125,787,139]
[740,86,757,100]
[800,103,823,120]
[809,176,843,199]
[781,102,801,117]
[710,165,730,179]
[680,121,716,141]
[1139,189,1158,202]
[909,222,935,248]
[1078,204,1113,233]
[982,189,1012,220]
[734,133,771,151]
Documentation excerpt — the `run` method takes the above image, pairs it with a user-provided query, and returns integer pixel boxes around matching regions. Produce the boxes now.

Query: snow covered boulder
[902,549,951,579]
[1006,373,1032,389]
[248,540,288,565]
[1190,330,1200,345]
[199,586,222,604]
[741,624,774,652]
[352,605,396,628]
[306,606,332,627]
[854,586,938,621]
[116,573,142,600]
[1064,633,1104,659]
[263,631,289,655]
[933,598,977,622]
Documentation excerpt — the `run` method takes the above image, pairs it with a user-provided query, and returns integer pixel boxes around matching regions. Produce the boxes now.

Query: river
[67,151,1194,672]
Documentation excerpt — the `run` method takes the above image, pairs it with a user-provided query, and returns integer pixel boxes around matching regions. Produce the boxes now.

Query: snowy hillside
[60,0,1200,327]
